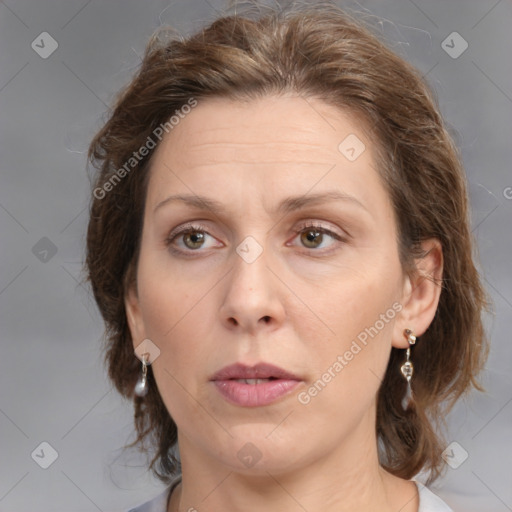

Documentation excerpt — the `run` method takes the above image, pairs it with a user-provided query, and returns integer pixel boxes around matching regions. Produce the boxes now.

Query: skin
[125,95,443,512]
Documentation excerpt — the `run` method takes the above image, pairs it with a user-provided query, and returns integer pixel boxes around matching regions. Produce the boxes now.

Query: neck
[168,420,418,512]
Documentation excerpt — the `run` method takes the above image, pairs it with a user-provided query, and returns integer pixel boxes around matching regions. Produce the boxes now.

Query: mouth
[231,378,278,384]
[210,363,302,407]
[211,362,301,381]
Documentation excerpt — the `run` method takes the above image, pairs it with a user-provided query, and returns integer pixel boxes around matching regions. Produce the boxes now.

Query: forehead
[146,95,388,217]
[157,95,368,160]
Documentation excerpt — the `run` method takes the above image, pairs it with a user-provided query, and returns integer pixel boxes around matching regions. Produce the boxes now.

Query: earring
[401,328,416,410]
[134,352,149,397]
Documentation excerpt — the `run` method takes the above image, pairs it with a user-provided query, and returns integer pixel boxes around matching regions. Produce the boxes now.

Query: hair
[85,2,489,486]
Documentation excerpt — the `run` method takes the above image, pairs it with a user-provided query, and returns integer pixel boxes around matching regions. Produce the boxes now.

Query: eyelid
[293,220,349,241]
[286,220,347,252]
[166,221,212,241]
[165,221,223,253]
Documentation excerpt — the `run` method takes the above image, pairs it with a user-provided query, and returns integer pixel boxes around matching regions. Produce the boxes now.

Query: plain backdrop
[0,0,511,511]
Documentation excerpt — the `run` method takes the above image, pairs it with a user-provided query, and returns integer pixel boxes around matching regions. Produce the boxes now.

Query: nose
[219,244,286,335]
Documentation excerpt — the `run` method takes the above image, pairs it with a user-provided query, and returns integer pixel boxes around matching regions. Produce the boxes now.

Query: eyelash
[165,221,346,256]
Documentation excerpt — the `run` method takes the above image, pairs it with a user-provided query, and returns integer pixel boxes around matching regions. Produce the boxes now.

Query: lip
[211,362,300,381]
[211,363,302,407]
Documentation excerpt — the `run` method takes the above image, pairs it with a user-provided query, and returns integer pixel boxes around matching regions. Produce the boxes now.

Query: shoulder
[415,481,454,512]
[126,487,170,512]
[126,484,175,512]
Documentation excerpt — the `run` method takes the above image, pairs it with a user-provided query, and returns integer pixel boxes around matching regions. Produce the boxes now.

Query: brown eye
[165,223,221,254]
[182,230,205,249]
[290,222,345,254]
[300,229,324,248]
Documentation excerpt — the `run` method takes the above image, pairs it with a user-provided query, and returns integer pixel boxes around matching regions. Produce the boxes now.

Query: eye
[291,222,345,252]
[165,221,346,256]
[165,223,221,253]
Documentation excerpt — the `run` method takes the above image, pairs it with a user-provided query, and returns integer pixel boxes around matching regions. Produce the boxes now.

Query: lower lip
[213,379,300,407]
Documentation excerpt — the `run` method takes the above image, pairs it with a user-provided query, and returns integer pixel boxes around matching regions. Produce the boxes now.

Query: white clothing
[127,477,453,511]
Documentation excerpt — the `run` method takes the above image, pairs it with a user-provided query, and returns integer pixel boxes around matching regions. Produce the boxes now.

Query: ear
[392,238,443,349]
[125,279,147,351]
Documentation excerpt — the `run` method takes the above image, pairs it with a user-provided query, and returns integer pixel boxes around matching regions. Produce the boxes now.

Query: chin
[214,433,308,475]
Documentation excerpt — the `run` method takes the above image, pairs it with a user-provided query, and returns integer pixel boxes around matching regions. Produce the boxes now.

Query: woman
[86,4,488,511]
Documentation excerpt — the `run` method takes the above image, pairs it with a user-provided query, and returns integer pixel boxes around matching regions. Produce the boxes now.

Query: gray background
[1,0,511,511]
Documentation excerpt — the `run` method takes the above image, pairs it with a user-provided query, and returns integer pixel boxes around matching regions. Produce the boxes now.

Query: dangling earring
[134,352,149,397]
[401,328,416,410]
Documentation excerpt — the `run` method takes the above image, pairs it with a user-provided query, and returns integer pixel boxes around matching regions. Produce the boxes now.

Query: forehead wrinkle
[173,141,344,166]
[174,159,337,168]
[185,140,336,152]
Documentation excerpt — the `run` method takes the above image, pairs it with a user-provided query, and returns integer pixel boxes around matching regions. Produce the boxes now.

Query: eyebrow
[153,191,369,216]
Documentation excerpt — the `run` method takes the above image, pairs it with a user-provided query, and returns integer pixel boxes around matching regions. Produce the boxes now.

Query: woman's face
[126,95,411,475]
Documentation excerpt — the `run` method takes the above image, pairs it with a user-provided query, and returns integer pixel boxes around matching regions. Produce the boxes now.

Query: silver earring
[401,328,416,410]
[134,352,149,397]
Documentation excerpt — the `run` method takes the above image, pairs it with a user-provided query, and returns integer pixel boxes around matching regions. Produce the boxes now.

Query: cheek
[135,252,219,412]
[296,259,401,399]
[136,241,213,340]
[138,286,211,431]
[137,273,210,368]
[300,258,401,342]
[296,286,397,434]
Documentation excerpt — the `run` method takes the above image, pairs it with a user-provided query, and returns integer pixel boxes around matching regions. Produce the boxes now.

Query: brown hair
[85,3,489,485]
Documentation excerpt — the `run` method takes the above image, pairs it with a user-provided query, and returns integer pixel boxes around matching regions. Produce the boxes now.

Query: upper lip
[211,363,301,381]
